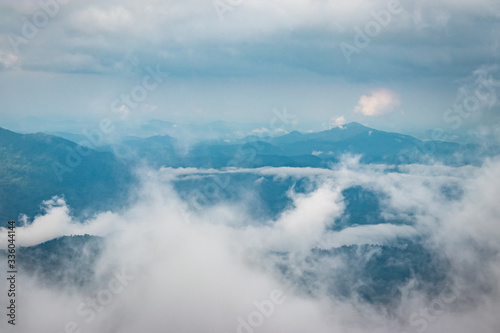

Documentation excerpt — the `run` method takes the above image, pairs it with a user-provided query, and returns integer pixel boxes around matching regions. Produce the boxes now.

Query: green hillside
[0,127,134,222]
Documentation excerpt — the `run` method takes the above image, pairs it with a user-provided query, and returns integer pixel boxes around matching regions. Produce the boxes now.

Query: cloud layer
[1,157,500,332]
[0,0,499,78]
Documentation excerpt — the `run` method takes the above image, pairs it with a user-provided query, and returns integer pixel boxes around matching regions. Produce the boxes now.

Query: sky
[0,0,500,139]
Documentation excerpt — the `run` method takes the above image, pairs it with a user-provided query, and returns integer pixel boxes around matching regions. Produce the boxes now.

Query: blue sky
[0,0,499,139]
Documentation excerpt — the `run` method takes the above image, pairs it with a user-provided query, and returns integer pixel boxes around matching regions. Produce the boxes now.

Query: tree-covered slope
[0,127,134,222]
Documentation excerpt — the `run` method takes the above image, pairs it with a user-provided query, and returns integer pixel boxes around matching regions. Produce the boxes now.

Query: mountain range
[0,122,495,221]
[0,127,132,223]
[103,122,489,168]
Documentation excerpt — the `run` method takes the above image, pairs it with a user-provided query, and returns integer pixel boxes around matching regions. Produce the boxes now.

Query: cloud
[70,6,134,34]
[2,158,500,332]
[354,89,401,116]
[248,127,289,137]
[0,197,122,248]
[0,0,498,79]
[329,115,346,129]
[0,1,499,132]
[0,50,18,70]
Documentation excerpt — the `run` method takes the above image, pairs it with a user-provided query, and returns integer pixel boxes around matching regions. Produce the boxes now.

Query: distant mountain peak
[346,121,368,128]
[285,130,303,136]
[329,122,369,130]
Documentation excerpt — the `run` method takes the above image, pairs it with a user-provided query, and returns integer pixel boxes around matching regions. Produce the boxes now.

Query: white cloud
[273,183,344,251]
[248,127,289,137]
[0,197,122,247]
[2,159,500,332]
[0,50,18,69]
[329,115,346,129]
[354,89,401,116]
[70,6,134,34]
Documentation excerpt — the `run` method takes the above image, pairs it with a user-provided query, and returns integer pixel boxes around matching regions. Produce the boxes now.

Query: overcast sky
[0,0,499,138]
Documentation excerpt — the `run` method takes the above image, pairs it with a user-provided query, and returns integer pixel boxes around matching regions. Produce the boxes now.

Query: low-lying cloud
[1,157,500,332]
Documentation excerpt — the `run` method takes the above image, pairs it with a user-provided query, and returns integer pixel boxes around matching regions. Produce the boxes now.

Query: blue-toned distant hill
[247,122,490,165]
[0,127,134,222]
[105,122,492,168]
[0,123,494,222]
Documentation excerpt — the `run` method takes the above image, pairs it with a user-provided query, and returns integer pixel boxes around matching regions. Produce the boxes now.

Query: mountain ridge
[0,127,133,222]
